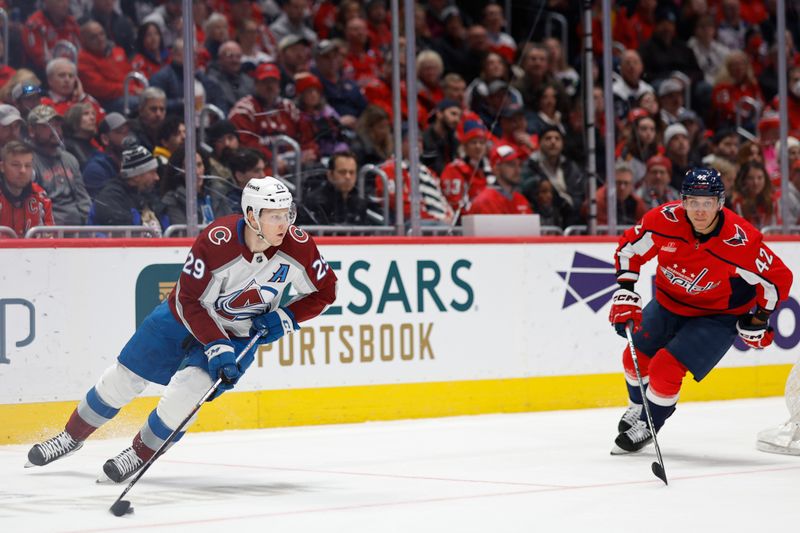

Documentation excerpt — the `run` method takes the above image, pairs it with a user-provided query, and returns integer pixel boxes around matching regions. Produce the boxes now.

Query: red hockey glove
[736,315,775,349]
[609,288,643,336]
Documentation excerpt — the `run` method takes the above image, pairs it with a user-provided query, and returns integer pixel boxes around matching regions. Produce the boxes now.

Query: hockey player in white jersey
[26,176,337,483]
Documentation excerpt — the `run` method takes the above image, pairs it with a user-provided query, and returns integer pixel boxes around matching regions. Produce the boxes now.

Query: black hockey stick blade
[652,461,668,485]
[110,498,133,516]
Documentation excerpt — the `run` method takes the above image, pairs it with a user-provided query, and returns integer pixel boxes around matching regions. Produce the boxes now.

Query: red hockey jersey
[615,201,793,317]
[168,215,337,344]
[467,186,533,215]
[0,182,54,238]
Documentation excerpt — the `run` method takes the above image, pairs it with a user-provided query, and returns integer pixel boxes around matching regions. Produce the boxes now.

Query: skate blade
[610,444,640,455]
[24,460,36,468]
[756,441,800,456]
[96,471,115,484]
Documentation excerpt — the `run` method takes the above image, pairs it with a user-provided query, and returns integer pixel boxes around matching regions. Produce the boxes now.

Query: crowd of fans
[1,0,800,239]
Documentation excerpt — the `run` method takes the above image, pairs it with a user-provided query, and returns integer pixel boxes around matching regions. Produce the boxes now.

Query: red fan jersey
[615,201,793,317]
[168,215,337,344]
[467,186,533,215]
[0,182,54,238]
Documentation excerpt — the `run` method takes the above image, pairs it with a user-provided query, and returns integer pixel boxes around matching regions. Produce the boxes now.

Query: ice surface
[2,397,798,532]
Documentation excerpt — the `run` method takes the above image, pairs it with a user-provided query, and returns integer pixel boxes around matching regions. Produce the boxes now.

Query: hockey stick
[625,321,668,485]
[109,331,266,517]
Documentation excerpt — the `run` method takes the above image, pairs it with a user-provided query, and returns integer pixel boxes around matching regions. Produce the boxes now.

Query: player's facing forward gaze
[26,176,337,483]
[608,167,793,454]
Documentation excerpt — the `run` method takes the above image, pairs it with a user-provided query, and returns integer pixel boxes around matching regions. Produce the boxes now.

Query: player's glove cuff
[736,315,774,350]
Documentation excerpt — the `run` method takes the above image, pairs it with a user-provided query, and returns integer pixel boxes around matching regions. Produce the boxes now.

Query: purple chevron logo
[557,252,619,312]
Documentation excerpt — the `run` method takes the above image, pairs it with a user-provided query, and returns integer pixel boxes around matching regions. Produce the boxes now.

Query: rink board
[0,236,798,444]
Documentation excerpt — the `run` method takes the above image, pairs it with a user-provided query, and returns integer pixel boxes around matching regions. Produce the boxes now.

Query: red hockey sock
[132,432,156,462]
[648,349,688,404]
[65,409,99,441]
[622,345,652,382]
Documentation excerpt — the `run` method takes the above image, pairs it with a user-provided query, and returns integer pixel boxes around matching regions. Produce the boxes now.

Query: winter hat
[294,72,323,94]
[663,123,689,147]
[458,119,488,142]
[120,143,158,178]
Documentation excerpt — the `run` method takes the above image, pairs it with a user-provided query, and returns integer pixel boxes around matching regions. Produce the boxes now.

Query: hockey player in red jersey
[608,167,793,453]
[26,176,337,483]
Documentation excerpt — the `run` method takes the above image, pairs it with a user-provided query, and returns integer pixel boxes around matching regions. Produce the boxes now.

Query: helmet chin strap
[246,211,268,244]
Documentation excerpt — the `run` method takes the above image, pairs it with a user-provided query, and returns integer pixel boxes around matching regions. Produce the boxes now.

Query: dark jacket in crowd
[82,151,119,199]
[297,181,373,226]
[93,176,164,226]
[161,185,234,226]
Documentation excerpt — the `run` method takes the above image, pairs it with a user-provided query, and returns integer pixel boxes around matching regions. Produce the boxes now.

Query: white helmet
[241,176,297,234]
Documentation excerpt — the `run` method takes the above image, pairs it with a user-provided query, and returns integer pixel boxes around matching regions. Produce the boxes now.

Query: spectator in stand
[513,43,564,116]
[294,72,349,159]
[23,0,81,73]
[204,119,239,182]
[93,142,164,230]
[83,112,130,198]
[377,127,453,224]
[688,14,731,87]
[468,144,533,216]
[41,58,105,127]
[731,161,779,229]
[129,87,167,153]
[228,62,314,165]
[364,48,427,127]
[11,82,44,122]
[677,108,708,165]
[28,105,90,225]
[297,150,372,225]
[637,90,660,121]
[414,4,436,52]
[639,5,702,85]
[312,39,367,129]
[636,154,680,210]
[77,20,142,114]
[203,12,230,62]
[710,157,737,210]
[222,147,267,211]
[62,102,99,171]
[206,41,255,114]
[473,80,511,136]
[544,37,579,99]
[526,178,563,228]
[528,81,568,137]
[466,52,522,122]
[786,159,800,225]
[422,99,461,176]
[441,73,467,108]
[365,0,391,53]
[711,50,763,130]
[613,49,655,125]
[583,162,647,226]
[416,50,445,114]
[737,140,766,168]
[483,3,517,65]
[0,105,23,151]
[663,122,695,189]
[238,18,274,70]
[131,22,168,80]
[153,115,186,170]
[432,7,473,82]
[701,127,740,166]
[161,144,232,227]
[0,39,16,90]
[0,140,54,238]
[759,36,797,104]
[277,35,312,96]
[352,104,392,167]
[496,103,538,160]
[143,0,182,49]
[717,0,750,51]
[150,39,226,116]
[342,17,381,87]
[440,119,493,214]
[329,0,364,40]
[425,0,451,40]
[79,0,136,56]
[612,0,656,51]
[270,0,317,45]
[776,136,800,170]
[657,78,688,126]
[522,125,585,226]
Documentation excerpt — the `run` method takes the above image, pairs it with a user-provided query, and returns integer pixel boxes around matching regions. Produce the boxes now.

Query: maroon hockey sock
[64,409,99,441]
[132,432,156,462]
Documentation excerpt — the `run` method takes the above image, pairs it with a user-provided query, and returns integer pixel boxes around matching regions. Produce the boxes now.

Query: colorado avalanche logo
[724,224,748,247]
[208,225,232,245]
[290,226,309,243]
[660,205,679,222]
[215,280,278,320]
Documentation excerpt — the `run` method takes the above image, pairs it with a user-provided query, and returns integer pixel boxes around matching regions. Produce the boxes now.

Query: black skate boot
[102,447,145,483]
[611,420,653,454]
[617,403,643,433]
[26,431,83,467]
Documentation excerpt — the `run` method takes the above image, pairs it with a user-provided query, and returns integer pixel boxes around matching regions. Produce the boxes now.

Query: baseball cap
[627,107,650,124]
[99,112,128,134]
[11,83,42,101]
[279,34,311,52]
[677,108,699,124]
[253,62,281,81]
[315,39,340,56]
[120,144,158,178]
[458,119,488,142]
[490,143,521,167]
[440,6,461,23]
[658,78,683,97]
[647,154,673,174]
[0,104,22,126]
[663,123,689,146]
[487,80,509,94]
[27,105,62,126]
[294,72,322,94]
[499,102,525,119]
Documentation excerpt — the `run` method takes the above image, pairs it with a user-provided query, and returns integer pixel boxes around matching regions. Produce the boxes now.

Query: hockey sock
[644,349,687,430]
[65,386,122,441]
[134,409,187,461]
[622,345,651,404]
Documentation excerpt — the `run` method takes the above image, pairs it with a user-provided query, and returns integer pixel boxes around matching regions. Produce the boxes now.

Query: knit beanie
[120,144,158,178]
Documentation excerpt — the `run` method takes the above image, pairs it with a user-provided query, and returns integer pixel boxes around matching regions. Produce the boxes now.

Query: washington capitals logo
[215,280,278,320]
[660,205,679,222]
[558,252,618,312]
[724,224,748,247]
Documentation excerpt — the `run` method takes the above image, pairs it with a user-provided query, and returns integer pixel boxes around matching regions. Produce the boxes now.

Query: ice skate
[756,421,800,456]
[617,403,643,433]
[25,431,83,467]
[611,420,653,455]
[102,447,145,483]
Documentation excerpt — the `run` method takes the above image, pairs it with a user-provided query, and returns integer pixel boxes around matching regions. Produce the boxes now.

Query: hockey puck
[110,499,133,517]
